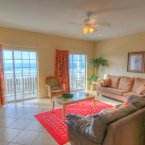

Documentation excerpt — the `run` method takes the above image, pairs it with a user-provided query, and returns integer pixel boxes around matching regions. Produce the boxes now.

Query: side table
[90,81,99,91]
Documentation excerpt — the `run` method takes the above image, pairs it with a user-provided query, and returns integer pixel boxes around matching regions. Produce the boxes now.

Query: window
[3,50,38,102]
[69,54,86,91]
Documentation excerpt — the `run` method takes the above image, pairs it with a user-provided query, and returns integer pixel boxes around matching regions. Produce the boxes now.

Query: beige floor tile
[0,111,23,120]
[0,118,16,128]
[32,132,58,145]
[64,142,71,145]
[41,127,49,134]
[91,91,121,106]
[8,119,32,130]
[19,113,36,120]
[0,141,9,145]
[25,120,44,131]
[11,130,40,145]
[0,128,21,142]
[8,143,22,145]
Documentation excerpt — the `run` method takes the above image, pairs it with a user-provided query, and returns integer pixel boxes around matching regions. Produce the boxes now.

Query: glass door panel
[69,54,86,91]
[3,49,38,102]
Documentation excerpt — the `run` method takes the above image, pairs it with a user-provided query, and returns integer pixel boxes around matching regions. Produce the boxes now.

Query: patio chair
[44,76,65,102]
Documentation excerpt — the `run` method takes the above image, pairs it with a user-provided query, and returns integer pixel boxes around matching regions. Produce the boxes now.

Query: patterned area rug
[35,100,112,145]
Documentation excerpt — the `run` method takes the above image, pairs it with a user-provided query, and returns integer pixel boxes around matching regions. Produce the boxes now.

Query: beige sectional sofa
[66,95,145,145]
[67,108,145,145]
[96,75,145,101]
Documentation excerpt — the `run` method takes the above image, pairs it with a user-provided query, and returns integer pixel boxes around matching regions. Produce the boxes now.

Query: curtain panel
[55,49,70,93]
[0,45,5,105]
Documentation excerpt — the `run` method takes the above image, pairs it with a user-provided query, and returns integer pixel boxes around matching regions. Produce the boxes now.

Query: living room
[0,0,145,145]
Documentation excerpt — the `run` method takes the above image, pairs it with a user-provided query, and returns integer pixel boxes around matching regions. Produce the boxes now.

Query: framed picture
[127,52,145,73]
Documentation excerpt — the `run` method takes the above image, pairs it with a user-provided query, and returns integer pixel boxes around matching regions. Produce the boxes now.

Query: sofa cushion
[107,88,127,96]
[127,95,145,109]
[132,78,145,92]
[107,75,120,88]
[136,84,145,95]
[102,79,111,87]
[66,114,107,144]
[123,92,143,98]
[118,76,134,91]
[97,86,127,96]
[99,103,137,124]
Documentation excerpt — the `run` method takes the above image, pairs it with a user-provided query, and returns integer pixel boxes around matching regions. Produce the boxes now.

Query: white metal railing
[4,73,38,101]
[70,73,86,91]
[69,54,86,91]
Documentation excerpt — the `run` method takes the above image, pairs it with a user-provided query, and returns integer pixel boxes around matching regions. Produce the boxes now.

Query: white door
[3,50,38,102]
[69,54,86,91]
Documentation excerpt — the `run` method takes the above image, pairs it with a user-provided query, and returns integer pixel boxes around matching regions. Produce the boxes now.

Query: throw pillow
[136,84,145,95]
[127,95,145,109]
[107,75,120,88]
[102,79,111,87]
[118,76,134,91]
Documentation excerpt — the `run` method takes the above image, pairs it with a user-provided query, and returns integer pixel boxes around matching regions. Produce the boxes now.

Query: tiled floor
[0,93,121,145]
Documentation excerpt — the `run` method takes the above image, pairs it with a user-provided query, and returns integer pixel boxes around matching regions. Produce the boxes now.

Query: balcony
[4,73,38,102]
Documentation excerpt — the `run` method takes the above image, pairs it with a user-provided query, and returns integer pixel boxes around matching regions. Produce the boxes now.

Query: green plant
[90,57,108,69]
[88,74,98,83]
[90,57,108,78]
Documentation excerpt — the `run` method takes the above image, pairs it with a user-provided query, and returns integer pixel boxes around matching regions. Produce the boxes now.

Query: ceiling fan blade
[91,6,134,15]
[67,22,82,25]
[95,23,111,27]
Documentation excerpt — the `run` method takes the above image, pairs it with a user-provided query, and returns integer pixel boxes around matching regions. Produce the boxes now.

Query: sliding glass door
[69,54,86,91]
[3,50,38,102]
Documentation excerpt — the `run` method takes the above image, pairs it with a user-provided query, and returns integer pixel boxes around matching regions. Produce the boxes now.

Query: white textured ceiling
[0,0,145,41]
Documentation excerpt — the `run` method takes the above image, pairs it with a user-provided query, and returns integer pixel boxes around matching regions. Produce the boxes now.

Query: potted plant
[88,74,98,84]
[90,57,108,78]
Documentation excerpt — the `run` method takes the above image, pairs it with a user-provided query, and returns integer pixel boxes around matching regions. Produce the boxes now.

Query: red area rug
[35,100,112,145]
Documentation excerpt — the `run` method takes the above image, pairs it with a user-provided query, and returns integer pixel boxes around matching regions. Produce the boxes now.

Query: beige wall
[95,32,145,79]
[0,27,95,97]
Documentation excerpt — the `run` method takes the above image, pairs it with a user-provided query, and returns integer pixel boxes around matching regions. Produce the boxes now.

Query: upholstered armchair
[44,76,65,102]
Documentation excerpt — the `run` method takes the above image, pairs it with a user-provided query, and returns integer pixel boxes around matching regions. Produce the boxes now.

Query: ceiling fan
[69,12,111,34]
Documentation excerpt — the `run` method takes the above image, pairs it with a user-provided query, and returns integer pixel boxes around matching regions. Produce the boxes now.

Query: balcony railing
[4,73,38,102]
[69,73,86,91]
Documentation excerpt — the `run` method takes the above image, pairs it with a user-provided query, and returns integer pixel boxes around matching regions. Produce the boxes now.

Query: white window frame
[3,48,39,102]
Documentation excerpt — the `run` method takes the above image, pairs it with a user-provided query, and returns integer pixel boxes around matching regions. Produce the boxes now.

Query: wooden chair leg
[49,96,53,103]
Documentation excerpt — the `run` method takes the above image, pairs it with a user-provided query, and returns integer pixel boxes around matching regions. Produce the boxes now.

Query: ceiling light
[83,26,89,34]
[83,26,95,34]
[89,27,94,33]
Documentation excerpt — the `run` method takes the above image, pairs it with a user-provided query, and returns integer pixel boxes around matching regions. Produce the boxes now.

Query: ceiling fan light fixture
[89,27,94,33]
[83,26,89,34]
[83,26,95,34]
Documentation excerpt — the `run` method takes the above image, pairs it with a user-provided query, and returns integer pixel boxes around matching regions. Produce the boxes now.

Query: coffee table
[52,92,96,120]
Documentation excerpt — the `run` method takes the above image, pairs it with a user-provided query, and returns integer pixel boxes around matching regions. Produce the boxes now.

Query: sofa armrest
[103,108,145,145]
[96,80,103,87]
[141,90,145,96]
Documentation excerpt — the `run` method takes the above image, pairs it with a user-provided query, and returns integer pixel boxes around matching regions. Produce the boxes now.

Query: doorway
[69,54,86,91]
[3,49,38,102]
